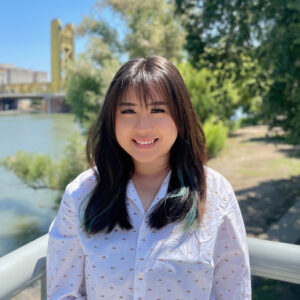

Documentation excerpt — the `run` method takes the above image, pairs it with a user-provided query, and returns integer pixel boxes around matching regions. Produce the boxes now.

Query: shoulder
[203,166,235,220]
[49,168,98,233]
[66,167,98,194]
[63,167,98,210]
[204,165,234,196]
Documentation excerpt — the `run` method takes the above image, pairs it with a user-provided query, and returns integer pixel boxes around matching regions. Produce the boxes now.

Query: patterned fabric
[46,167,251,299]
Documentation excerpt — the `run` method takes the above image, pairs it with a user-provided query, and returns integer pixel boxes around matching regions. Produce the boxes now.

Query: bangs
[114,68,173,109]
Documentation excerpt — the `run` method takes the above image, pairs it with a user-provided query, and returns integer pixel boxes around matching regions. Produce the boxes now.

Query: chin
[132,156,159,164]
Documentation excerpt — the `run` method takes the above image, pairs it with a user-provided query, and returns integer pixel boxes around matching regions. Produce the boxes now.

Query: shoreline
[0,109,41,116]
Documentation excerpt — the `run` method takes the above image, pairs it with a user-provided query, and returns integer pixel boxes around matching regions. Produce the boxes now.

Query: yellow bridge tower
[51,19,75,92]
[1,19,74,94]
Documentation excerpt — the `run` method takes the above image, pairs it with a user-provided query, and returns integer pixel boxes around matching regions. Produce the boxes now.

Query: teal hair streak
[166,167,188,199]
[177,167,185,187]
[167,186,188,198]
[162,167,188,200]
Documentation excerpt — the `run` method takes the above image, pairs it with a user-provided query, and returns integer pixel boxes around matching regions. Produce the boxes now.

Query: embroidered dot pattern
[46,167,251,299]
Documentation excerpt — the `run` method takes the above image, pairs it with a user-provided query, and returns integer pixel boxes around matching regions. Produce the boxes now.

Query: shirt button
[138,272,143,279]
[142,231,147,237]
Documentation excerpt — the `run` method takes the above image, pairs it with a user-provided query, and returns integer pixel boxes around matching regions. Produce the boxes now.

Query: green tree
[78,0,186,63]
[260,1,300,143]
[177,62,242,124]
[203,117,228,158]
[65,55,107,131]
[175,0,300,143]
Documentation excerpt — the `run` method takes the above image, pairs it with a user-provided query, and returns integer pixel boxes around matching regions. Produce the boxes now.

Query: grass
[268,157,300,176]
[236,157,300,178]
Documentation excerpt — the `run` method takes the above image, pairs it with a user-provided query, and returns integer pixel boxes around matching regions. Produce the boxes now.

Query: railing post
[41,273,47,300]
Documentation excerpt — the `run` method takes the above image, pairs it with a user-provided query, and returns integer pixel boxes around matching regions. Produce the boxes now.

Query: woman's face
[115,88,178,167]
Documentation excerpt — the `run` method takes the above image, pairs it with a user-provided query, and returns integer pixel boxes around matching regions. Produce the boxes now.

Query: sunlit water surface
[0,113,83,256]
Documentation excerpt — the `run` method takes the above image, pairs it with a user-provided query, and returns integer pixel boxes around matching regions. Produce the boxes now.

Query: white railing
[0,235,47,300]
[0,236,299,299]
[248,238,300,284]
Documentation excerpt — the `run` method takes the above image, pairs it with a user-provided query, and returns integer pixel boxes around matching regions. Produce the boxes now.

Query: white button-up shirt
[46,167,251,299]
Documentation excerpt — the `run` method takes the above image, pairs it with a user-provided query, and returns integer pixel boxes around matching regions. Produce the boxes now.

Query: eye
[120,109,135,114]
[151,108,165,113]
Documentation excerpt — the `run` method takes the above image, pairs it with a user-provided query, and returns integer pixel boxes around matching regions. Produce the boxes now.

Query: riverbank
[0,109,26,115]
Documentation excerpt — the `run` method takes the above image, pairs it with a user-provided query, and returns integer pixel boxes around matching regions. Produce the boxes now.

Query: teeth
[135,139,156,145]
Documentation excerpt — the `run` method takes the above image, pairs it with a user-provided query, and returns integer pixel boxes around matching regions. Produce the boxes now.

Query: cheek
[115,116,134,147]
[157,117,178,138]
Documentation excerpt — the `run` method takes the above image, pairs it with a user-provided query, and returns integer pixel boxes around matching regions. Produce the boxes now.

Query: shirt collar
[126,170,172,214]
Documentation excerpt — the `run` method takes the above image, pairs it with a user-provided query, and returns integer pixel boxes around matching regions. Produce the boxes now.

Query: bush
[1,132,87,193]
[177,62,242,124]
[203,119,228,158]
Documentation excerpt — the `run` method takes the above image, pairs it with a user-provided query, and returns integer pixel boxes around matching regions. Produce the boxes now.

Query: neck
[132,157,170,180]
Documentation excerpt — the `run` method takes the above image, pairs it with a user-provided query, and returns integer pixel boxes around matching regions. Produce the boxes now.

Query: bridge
[0,92,69,113]
[0,19,74,114]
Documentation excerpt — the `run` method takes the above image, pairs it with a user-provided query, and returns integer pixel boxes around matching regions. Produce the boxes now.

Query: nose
[134,114,153,131]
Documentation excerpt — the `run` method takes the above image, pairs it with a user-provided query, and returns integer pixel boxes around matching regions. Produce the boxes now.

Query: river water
[0,113,83,256]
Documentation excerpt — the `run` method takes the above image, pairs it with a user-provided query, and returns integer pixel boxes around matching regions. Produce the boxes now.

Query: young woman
[46,56,251,299]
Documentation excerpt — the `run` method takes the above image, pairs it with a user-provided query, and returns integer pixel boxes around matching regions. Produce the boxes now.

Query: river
[0,112,83,256]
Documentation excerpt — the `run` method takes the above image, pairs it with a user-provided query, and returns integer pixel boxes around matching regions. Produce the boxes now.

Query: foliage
[78,0,186,63]
[105,0,186,62]
[175,0,300,143]
[176,62,215,123]
[260,1,300,143]
[65,55,108,132]
[1,152,56,189]
[203,118,228,158]
[1,133,87,195]
[177,62,241,123]
[55,133,88,191]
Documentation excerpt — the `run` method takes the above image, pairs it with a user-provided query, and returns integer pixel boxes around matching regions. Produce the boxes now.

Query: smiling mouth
[133,138,158,145]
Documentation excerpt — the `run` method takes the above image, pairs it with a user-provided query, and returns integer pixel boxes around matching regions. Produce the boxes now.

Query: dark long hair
[83,56,207,234]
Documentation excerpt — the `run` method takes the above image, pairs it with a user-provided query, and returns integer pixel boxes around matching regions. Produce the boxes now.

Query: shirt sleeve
[209,182,252,300]
[46,184,87,300]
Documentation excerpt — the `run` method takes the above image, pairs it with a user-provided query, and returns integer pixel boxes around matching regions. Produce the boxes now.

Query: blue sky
[0,0,117,80]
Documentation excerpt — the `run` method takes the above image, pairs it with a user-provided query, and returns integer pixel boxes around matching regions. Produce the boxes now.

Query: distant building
[0,69,7,85]
[0,64,48,86]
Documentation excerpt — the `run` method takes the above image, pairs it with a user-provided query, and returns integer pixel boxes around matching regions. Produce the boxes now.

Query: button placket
[133,218,148,299]
[130,170,172,299]
[137,272,143,280]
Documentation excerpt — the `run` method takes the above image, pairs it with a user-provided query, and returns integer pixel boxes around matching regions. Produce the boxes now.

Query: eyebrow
[118,101,168,106]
